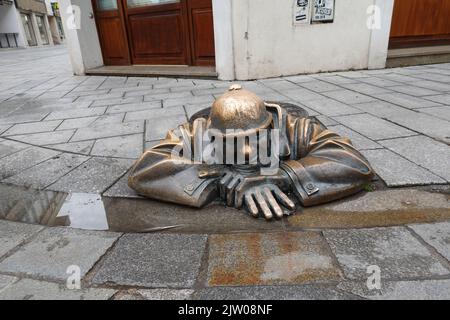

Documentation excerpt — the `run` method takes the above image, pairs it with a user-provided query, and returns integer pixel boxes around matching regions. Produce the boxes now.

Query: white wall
[215,0,393,80]
[59,0,103,75]
[0,2,26,47]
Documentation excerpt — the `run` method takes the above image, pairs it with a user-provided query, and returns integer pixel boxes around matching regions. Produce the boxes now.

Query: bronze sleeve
[281,117,374,206]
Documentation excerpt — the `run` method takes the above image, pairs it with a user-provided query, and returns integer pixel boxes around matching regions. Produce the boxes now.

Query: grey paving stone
[0,227,120,281]
[124,106,185,122]
[410,222,450,261]
[0,275,17,290]
[70,121,144,142]
[361,149,445,186]
[338,280,450,300]
[117,289,194,300]
[0,112,49,126]
[329,125,381,150]
[315,75,358,85]
[2,120,62,136]
[0,124,11,135]
[3,153,89,189]
[388,85,441,97]
[424,94,450,105]
[90,97,143,107]
[340,83,392,95]
[76,92,125,103]
[0,139,29,159]
[324,227,450,280]
[103,170,141,198]
[163,94,215,108]
[419,106,450,121]
[372,92,441,109]
[106,101,161,114]
[93,233,207,288]
[315,115,339,127]
[145,90,192,102]
[334,114,415,140]
[323,90,376,104]
[0,220,44,258]
[301,98,362,116]
[279,88,324,102]
[0,278,116,300]
[8,130,75,146]
[185,103,212,118]
[49,157,133,194]
[91,134,143,159]
[0,146,60,180]
[408,80,450,92]
[48,141,95,155]
[57,116,97,130]
[45,107,106,121]
[380,136,450,182]
[146,114,188,141]
[297,80,341,93]
[358,77,403,87]
[193,285,354,300]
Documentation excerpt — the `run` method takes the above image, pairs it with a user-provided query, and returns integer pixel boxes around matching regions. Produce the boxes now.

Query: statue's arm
[128,119,219,208]
[281,118,374,206]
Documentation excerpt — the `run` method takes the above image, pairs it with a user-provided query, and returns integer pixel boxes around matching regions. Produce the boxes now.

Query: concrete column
[30,12,44,46]
[368,0,394,69]
[212,0,235,80]
[43,15,54,45]
[59,0,103,75]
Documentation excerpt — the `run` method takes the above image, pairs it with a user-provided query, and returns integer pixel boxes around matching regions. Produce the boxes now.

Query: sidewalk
[0,46,449,300]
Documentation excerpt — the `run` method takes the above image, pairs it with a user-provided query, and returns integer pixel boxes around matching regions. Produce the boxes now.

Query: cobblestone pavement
[0,46,449,300]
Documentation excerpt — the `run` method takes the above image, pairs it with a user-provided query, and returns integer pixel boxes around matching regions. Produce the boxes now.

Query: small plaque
[312,0,335,23]
[294,0,311,25]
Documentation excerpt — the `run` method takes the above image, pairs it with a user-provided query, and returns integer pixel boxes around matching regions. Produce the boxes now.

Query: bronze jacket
[128,105,374,208]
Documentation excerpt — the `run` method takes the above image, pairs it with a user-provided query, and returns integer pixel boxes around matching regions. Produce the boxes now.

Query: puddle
[0,183,449,234]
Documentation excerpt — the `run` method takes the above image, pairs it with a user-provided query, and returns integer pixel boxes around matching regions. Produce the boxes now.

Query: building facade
[59,0,450,80]
[0,0,64,48]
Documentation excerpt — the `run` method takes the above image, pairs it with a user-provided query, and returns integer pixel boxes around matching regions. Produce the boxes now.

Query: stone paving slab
[324,227,450,281]
[45,107,107,121]
[0,139,29,159]
[380,136,450,182]
[409,222,450,261]
[286,190,450,230]
[124,106,185,122]
[3,153,89,189]
[0,274,17,290]
[388,85,441,97]
[301,98,363,117]
[2,120,62,136]
[323,90,376,105]
[49,157,133,194]
[337,279,450,300]
[116,289,194,300]
[419,106,450,121]
[328,125,381,151]
[8,130,76,146]
[361,149,445,186]
[0,220,43,258]
[91,134,143,159]
[371,92,441,109]
[193,284,355,300]
[0,146,60,180]
[48,141,95,155]
[334,113,416,141]
[146,114,188,141]
[70,121,144,142]
[207,232,342,287]
[93,233,207,288]
[0,227,120,281]
[0,278,116,300]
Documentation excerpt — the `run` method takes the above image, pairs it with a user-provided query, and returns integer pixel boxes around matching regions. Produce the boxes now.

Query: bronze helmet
[208,85,273,137]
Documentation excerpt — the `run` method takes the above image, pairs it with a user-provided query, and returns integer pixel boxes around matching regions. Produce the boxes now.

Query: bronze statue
[129,85,374,220]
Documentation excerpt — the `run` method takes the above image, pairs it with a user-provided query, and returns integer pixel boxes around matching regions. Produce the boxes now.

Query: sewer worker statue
[128,85,374,220]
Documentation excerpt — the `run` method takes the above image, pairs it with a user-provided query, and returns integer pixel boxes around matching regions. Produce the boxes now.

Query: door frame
[92,0,131,65]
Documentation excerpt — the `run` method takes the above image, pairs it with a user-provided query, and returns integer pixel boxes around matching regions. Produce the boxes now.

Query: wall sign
[294,0,311,25]
[312,0,335,23]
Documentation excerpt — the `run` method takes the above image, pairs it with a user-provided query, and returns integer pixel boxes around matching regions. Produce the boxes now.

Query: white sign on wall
[294,0,311,25]
[312,0,335,23]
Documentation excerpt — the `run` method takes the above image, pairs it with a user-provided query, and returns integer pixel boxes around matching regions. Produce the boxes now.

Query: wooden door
[186,0,215,66]
[390,0,450,49]
[92,0,130,65]
[122,0,192,65]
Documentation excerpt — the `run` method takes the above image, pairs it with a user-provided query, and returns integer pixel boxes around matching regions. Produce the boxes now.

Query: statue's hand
[219,169,296,219]
[242,185,295,220]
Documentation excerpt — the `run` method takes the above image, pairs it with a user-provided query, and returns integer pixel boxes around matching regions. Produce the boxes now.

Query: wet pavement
[0,46,449,300]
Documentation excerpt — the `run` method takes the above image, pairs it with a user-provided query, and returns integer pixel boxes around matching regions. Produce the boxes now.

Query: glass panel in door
[96,0,118,11]
[127,0,179,8]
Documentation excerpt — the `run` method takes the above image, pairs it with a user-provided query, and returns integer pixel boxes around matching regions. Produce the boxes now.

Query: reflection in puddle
[56,193,109,231]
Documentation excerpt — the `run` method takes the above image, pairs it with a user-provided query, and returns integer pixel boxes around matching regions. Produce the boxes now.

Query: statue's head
[208,85,272,138]
[206,85,277,169]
